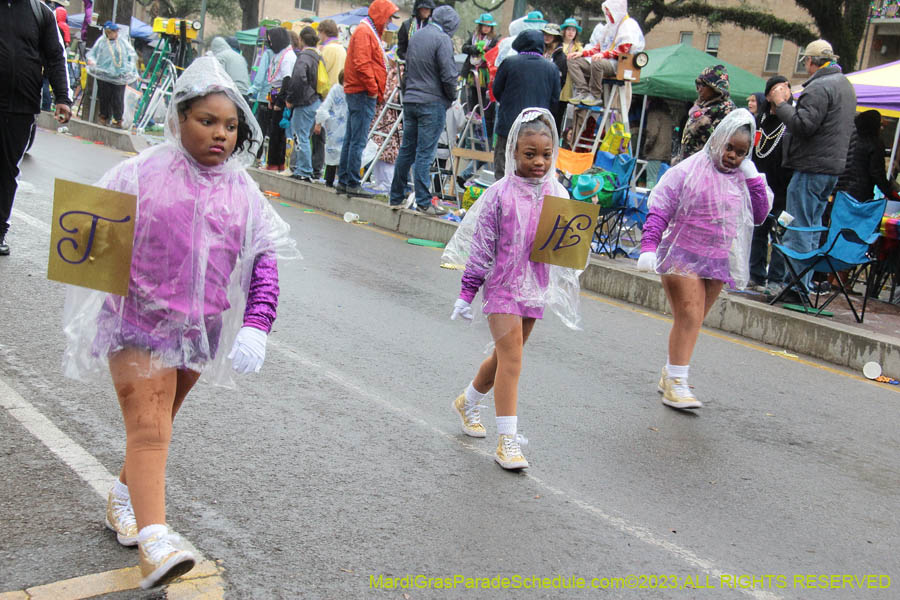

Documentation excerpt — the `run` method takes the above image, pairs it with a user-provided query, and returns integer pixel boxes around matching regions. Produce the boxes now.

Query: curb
[34,114,899,377]
[36,112,149,154]
[249,167,900,377]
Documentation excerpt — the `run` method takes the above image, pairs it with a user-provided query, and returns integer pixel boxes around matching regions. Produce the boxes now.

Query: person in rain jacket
[836,110,900,203]
[61,56,296,591]
[315,71,348,188]
[492,29,560,178]
[397,0,434,61]
[338,0,399,197]
[637,110,772,410]
[673,64,735,164]
[86,22,138,128]
[209,37,250,95]
[258,27,296,171]
[460,13,499,117]
[389,4,460,214]
[444,108,584,471]
[566,0,644,107]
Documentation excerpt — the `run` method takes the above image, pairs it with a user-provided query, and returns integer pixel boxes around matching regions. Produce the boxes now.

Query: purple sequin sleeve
[746,176,771,225]
[243,253,279,333]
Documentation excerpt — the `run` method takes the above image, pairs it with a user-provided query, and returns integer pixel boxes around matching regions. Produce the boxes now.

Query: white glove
[228,327,267,374]
[450,298,474,321]
[739,158,760,179]
[637,251,657,272]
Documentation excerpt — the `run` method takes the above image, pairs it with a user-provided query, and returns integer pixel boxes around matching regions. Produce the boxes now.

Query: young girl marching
[443,108,584,470]
[61,57,296,589]
[637,109,772,409]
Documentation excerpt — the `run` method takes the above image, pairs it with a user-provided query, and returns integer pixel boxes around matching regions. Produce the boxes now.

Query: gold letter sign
[48,179,136,296]
[530,195,597,269]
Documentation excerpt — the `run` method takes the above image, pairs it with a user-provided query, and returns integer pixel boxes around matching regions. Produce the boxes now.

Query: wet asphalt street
[1,128,898,600]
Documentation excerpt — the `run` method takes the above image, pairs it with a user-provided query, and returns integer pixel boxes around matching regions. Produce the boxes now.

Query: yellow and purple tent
[846,60,900,177]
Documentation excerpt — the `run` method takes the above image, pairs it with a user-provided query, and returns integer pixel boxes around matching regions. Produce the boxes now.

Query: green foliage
[138,0,242,30]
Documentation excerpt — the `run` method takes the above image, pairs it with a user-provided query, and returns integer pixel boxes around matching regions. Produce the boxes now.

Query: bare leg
[118,368,200,486]
[472,315,536,417]
[109,348,178,530]
[661,275,724,365]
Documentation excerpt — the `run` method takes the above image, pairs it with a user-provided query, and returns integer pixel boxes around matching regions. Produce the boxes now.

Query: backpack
[29,0,49,28]
[315,55,330,99]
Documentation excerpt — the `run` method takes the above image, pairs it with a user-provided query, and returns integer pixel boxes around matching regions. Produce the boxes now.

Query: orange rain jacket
[343,0,399,101]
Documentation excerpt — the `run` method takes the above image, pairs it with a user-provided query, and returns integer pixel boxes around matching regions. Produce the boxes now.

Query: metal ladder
[360,67,404,187]
[567,81,631,155]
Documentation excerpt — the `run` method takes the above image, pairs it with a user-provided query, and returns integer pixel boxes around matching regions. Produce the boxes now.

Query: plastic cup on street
[863,361,882,380]
[777,211,794,227]
[343,212,360,223]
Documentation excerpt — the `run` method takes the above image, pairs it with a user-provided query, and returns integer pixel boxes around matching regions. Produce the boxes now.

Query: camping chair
[768,192,887,323]
[592,151,636,258]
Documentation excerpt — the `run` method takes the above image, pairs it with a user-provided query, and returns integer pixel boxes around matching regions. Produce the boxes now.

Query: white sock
[496,415,517,436]
[138,524,168,543]
[465,381,486,407]
[666,363,689,380]
[113,479,130,500]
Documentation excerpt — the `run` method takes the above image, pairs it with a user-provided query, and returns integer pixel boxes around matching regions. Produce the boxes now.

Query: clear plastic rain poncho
[495,13,547,65]
[442,108,585,331]
[647,109,771,289]
[62,57,299,387]
[588,0,645,55]
[86,31,139,85]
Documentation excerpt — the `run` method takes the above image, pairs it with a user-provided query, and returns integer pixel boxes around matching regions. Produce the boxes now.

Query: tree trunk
[93,0,134,27]
[239,0,259,65]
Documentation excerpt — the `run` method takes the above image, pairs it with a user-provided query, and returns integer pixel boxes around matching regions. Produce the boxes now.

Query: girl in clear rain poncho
[61,57,297,589]
[86,22,139,127]
[443,108,583,470]
[637,109,772,410]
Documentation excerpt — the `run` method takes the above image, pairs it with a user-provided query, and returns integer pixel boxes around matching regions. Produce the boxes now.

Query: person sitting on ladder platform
[565,0,644,111]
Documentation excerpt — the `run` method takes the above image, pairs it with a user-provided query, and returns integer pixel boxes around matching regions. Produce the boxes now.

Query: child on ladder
[637,109,772,409]
[61,57,296,589]
[443,108,584,470]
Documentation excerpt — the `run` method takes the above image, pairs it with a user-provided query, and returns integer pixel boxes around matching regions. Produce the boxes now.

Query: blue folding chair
[592,152,637,257]
[769,191,886,323]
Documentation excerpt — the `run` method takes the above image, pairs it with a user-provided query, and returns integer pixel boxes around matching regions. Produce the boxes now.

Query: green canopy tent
[629,43,767,181]
[632,43,767,105]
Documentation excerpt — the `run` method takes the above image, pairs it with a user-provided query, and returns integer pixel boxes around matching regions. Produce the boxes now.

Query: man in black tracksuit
[0,0,72,255]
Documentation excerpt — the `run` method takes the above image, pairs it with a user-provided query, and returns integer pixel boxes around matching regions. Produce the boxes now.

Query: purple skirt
[93,301,223,369]
[656,244,733,286]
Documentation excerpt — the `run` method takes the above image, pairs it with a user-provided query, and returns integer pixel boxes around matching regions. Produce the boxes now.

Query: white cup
[343,212,360,223]
[777,211,794,227]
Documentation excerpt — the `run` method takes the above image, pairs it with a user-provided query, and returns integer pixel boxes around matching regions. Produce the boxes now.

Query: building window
[295,0,317,12]
[680,31,693,46]
[765,35,784,72]
[705,33,720,57]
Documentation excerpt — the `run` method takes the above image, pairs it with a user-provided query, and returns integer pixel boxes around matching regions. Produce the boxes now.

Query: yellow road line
[0,560,224,600]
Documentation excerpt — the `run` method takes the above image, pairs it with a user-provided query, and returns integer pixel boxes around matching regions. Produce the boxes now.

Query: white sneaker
[139,529,197,589]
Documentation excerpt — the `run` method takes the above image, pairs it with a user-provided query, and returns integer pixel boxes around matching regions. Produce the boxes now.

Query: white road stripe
[11,207,52,234]
[269,339,782,600]
[0,377,114,498]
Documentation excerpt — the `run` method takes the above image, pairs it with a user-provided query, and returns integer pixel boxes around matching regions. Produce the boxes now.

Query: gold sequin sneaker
[138,530,197,590]
[453,393,486,438]
[661,377,703,410]
[105,488,138,546]
[495,434,529,470]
